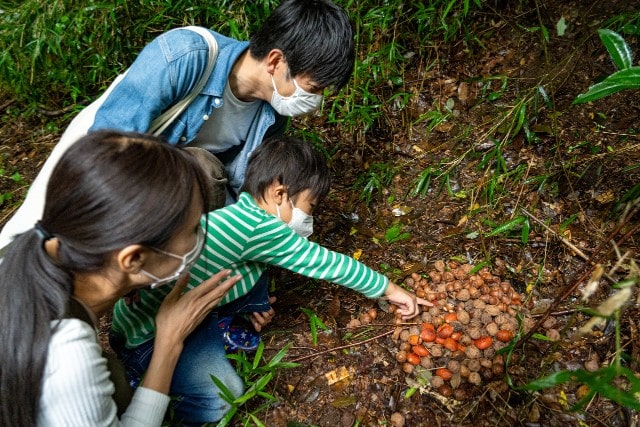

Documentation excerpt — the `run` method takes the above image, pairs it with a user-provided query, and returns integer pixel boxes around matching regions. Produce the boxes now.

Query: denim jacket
[90,28,287,196]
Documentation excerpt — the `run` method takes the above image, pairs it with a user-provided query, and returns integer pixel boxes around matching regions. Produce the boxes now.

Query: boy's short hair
[241,136,331,203]
[249,0,355,91]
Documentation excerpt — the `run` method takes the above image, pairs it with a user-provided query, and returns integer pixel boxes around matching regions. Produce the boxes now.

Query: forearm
[139,339,184,394]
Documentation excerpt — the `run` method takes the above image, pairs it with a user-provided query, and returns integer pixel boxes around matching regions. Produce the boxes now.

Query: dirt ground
[1,0,639,426]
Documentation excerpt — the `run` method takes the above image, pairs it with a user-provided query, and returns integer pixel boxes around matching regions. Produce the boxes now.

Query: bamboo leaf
[469,260,490,274]
[511,103,526,137]
[486,216,526,237]
[521,218,530,244]
[598,29,633,70]
[519,370,576,390]
[573,67,640,104]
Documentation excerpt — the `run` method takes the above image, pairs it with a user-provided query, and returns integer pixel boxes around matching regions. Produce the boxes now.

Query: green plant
[574,29,640,104]
[483,215,530,244]
[211,342,299,426]
[299,307,330,346]
[382,222,411,244]
[0,169,24,205]
[0,0,272,108]
[352,162,399,205]
[517,272,640,411]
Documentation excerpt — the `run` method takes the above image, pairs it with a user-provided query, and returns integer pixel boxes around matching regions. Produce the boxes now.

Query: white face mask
[141,226,205,289]
[276,200,314,238]
[270,74,323,117]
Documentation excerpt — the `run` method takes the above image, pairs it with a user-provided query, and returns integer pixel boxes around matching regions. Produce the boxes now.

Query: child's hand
[384,281,432,320]
[250,296,277,332]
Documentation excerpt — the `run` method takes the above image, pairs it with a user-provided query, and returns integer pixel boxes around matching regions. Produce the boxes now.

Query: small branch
[36,102,87,117]
[288,329,394,363]
[521,207,616,284]
[516,201,640,348]
[520,207,589,260]
[0,99,16,111]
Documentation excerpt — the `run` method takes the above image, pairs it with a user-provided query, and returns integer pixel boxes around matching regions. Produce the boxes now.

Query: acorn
[438,384,453,397]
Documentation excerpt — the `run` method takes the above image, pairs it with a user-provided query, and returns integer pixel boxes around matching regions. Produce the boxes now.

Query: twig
[516,200,640,348]
[36,102,87,117]
[0,99,16,111]
[288,329,394,363]
[520,207,589,261]
[521,207,618,284]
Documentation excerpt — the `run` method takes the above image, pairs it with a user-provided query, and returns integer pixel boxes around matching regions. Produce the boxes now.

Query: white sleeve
[39,319,170,427]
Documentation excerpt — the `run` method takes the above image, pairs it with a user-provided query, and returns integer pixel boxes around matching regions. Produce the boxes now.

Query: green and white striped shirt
[112,192,389,348]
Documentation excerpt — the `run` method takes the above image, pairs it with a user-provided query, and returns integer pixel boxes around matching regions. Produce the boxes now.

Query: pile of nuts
[389,260,530,400]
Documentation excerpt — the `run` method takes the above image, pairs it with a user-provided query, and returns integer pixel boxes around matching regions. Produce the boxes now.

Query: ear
[269,181,289,206]
[265,49,286,75]
[116,244,150,274]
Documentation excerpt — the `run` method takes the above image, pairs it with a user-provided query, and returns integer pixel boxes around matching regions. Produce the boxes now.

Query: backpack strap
[66,298,133,417]
[149,26,219,137]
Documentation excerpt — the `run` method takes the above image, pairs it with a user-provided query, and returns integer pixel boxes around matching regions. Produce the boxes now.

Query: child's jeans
[109,275,271,425]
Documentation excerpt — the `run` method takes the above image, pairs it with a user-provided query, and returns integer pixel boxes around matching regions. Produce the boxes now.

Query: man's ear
[116,245,149,274]
[265,49,286,75]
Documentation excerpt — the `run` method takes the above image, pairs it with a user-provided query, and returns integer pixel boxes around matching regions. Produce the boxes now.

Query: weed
[211,342,299,426]
[299,307,330,346]
[485,215,530,244]
[382,222,411,244]
[0,169,24,205]
[574,30,640,104]
[352,162,399,206]
[518,271,640,411]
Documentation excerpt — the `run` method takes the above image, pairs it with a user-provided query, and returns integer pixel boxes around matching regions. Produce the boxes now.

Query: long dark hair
[0,130,211,426]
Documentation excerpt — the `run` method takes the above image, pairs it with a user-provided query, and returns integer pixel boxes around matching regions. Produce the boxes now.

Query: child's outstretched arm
[384,281,432,319]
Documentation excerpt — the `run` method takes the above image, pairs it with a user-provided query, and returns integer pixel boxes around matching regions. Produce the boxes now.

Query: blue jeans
[109,275,271,425]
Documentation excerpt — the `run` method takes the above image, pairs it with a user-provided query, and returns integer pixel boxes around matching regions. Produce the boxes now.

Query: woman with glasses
[0,130,242,427]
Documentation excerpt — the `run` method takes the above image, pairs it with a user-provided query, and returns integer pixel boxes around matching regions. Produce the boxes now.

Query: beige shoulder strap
[149,26,219,136]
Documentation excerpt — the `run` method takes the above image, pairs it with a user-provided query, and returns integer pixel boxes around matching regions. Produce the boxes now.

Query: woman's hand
[155,270,241,345]
[142,270,240,394]
[384,281,432,320]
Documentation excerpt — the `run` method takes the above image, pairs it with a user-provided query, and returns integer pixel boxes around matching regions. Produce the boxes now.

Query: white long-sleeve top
[38,318,170,426]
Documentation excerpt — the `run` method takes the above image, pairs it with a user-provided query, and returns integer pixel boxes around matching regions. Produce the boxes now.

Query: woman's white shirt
[38,318,169,426]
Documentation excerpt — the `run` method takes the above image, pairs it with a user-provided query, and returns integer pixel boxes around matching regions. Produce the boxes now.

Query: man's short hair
[249,0,355,91]
[241,136,331,203]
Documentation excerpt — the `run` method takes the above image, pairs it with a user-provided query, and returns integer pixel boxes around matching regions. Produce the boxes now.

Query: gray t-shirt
[191,81,260,153]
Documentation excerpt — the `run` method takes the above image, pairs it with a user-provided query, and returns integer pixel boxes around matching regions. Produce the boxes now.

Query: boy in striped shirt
[110,136,429,422]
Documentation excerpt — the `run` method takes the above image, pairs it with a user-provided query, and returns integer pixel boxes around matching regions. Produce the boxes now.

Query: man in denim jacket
[0,0,354,247]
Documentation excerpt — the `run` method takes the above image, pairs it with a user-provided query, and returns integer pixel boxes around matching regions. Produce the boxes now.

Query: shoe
[218,316,261,353]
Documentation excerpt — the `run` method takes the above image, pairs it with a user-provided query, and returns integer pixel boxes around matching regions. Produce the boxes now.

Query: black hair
[0,130,210,426]
[241,136,331,203]
[249,0,355,91]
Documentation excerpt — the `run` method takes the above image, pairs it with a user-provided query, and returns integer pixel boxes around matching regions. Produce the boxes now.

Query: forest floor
[1,0,639,426]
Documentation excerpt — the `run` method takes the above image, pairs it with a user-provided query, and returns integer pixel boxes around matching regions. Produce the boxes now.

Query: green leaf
[210,374,237,402]
[511,103,526,136]
[404,387,418,398]
[573,67,640,104]
[598,29,633,70]
[518,369,576,390]
[540,24,549,43]
[521,218,530,244]
[486,216,526,237]
[469,260,489,274]
[556,17,567,37]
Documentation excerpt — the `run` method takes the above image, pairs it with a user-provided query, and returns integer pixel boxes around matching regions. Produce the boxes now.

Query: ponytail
[0,228,72,426]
